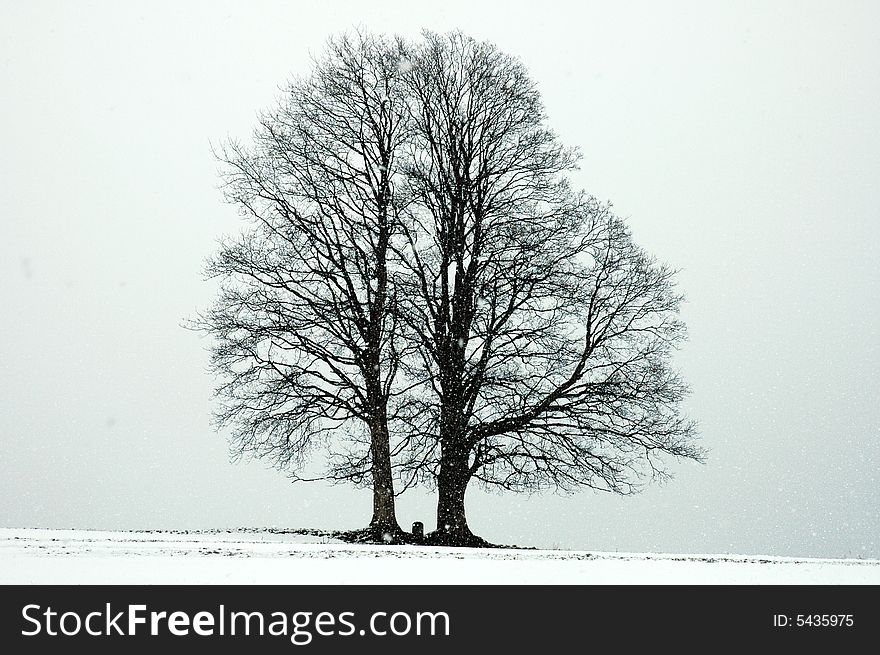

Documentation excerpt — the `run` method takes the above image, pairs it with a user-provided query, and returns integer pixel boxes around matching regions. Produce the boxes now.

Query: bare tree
[196,33,413,541]
[196,29,700,547]
[397,32,702,545]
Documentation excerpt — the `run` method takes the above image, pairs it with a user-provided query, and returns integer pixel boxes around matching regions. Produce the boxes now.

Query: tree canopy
[197,29,701,546]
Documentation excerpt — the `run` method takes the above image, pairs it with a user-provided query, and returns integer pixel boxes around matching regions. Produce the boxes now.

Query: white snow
[2,528,878,585]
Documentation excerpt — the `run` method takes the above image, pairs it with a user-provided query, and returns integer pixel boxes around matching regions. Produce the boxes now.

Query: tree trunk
[436,464,469,534]
[367,409,403,543]
[367,417,403,540]
[429,447,486,546]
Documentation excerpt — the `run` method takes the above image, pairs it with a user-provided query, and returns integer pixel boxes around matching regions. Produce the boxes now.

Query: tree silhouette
[396,32,701,545]
[197,30,701,547]
[196,33,413,541]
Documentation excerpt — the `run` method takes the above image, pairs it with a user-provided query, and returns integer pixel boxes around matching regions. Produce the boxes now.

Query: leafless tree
[195,33,414,541]
[396,32,702,545]
[197,29,700,547]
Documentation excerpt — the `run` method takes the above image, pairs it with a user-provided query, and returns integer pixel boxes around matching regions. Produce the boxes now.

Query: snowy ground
[2,528,878,584]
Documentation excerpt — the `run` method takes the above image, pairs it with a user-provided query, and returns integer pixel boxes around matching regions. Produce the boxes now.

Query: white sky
[2,0,878,558]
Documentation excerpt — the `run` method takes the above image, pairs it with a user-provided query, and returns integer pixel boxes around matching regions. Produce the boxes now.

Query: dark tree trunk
[366,410,404,541]
[428,444,487,547]
[436,461,469,535]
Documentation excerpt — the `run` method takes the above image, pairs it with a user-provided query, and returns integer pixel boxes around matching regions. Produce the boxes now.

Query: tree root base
[336,524,417,545]
[333,526,502,548]
[423,530,495,548]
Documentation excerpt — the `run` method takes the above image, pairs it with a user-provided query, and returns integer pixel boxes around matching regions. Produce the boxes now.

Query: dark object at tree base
[411,521,424,541]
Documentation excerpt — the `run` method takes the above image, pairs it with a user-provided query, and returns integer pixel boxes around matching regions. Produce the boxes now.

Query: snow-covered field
[2,528,878,584]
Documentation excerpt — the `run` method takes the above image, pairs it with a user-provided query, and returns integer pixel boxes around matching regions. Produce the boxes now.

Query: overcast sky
[2,0,878,558]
